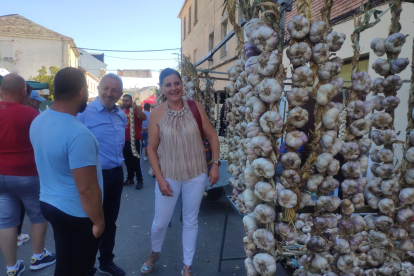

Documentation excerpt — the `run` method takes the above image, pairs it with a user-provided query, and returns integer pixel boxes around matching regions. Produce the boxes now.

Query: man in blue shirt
[77,73,127,276]
[30,67,104,276]
[142,103,151,161]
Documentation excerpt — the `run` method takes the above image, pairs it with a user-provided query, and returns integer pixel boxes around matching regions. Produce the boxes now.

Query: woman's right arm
[147,106,173,197]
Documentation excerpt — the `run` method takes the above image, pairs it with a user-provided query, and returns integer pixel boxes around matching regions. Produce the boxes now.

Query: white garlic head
[350,118,372,137]
[243,189,261,213]
[246,121,262,138]
[372,58,391,76]
[372,78,385,94]
[357,138,371,155]
[287,42,312,67]
[316,196,341,212]
[244,258,259,276]
[382,96,400,112]
[346,100,365,119]
[253,228,275,250]
[258,78,283,103]
[312,43,331,64]
[316,83,337,105]
[342,161,362,178]
[326,31,346,52]
[244,166,260,189]
[372,112,392,128]
[257,50,279,77]
[315,152,333,173]
[378,198,395,216]
[385,33,406,54]
[245,56,259,76]
[285,131,308,149]
[288,106,309,128]
[280,169,301,189]
[306,174,323,193]
[259,111,283,134]
[404,168,414,185]
[383,75,403,92]
[254,181,277,202]
[377,148,393,163]
[280,152,301,170]
[247,73,264,87]
[252,26,278,52]
[319,176,340,195]
[287,15,310,40]
[405,147,414,163]
[309,21,328,44]
[251,158,275,179]
[318,61,342,83]
[254,204,276,224]
[352,71,373,94]
[253,253,277,276]
[322,107,340,130]
[278,189,298,209]
[371,37,386,57]
[250,136,273,157]
[390,58,410,74]
[292,66,314,87]
[341,142,360,160]
[243,214,258,237]
[371,95,385,111]
[287,87,309,107]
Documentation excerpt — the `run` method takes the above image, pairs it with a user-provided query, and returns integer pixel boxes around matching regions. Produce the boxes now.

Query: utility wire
[76,47,181,53]
[105,55,176,61]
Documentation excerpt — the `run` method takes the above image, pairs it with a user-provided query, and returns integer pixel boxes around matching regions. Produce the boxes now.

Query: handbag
[187,100,213,172]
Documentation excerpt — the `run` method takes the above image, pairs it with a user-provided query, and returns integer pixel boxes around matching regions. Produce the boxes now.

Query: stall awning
[26,81,49,90]
[141,94,156,105]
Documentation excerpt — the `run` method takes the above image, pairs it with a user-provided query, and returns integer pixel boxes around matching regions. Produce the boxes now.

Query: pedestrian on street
[0,74,56,276]
[77,73,127,276]
[140,68,220,276]
[142,103,151,161]
[121,94,147,189]
[27,91,46,114]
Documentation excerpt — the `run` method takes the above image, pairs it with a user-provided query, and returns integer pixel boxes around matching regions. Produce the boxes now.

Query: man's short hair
[144,103,151,110]
[0,73,26,94]
[123,94,132,101]
[99,73,123,92]
[54,67,87,101]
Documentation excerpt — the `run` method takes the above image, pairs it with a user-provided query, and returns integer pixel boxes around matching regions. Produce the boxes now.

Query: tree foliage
[29,66,59,100]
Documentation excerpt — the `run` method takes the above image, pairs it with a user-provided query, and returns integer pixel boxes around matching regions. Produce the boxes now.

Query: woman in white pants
[141,68,220,276]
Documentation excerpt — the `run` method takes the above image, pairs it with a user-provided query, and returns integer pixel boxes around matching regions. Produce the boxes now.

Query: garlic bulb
[287,15,310,40]
[371,37,386,56]
[316,84,337,105]
[352,72,373,94]
[371,95,385,111]
[281,152,301,170]
[307,174,324,193]
[287,42,312,67]
[275,222,296,241]
[278,189,298,209]
[322,108,340,130]
[243,189,261,213]
[258,50,279,77]
[399,188,414,205]
[243,214,259,237]
[254,181,277,202]
[379,129,397,145]
[251,158,275,179]
[380,178,399,196]
[341,142,360,160]
[382,96,400,112]
[372,58,391,76]
[341,179,362,196]
[245,258,259,276]
[250,136,273,157]
[385,33,406,54]
[378,198,395,216]
[254,204,276,224]
[307,236,329,253]
[259,111,283,134]
[341,199,355,216]
[335,238,351,254]
[309,21,328,44]
[258,78,283,103]
[390,58,410,74]
[253,228,275,250]
[372,112,392,128]
[342,161,362,178]
[383,75,403,92]
[247,73,264,87]
[316,196,341,212]
[326,31,346,51]
[405,168,414,185]
[292,66,314,87]
[244,236,257,258]
[253,253,277,276]
[312,43,331,64]
[351,193,365,209]
[285,131,308,149]
[246,96,266,120]
[357,138,372,155]
[318,61,341,83]
[288,106,309,128]
[350,119,372,136]
[245,56,259,75]
[252,26,278,52]
[367,248,386,267]
[280,169,301,188]
[396,209,414,226]
[377,148,393,163]
[287,87,309,106]
[319,176,340,195]
[315,152,333,173]
[372,163,396,178]
[299,192,314,208]
[346,100,366,119]
[374,215,394,232]
[244,165,260,189]
[372,78,385,94]
[246,122,262,139]
[244,18,266,40]
[358,156,369,174]
[326,159,340,176]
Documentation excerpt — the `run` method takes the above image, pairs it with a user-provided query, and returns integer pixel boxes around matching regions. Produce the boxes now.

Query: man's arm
[132,102,147,121]
[72,166,104,237]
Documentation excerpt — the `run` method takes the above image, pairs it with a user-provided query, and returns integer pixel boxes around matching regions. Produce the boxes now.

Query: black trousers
[123,140,143,182]
[98,166,124,266]
[40,202,100,276]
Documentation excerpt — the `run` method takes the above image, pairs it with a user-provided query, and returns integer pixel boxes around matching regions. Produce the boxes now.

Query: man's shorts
[0,175,46,229]
[142,131,148,147]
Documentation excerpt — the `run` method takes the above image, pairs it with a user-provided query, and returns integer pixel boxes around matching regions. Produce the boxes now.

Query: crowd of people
[0,67,220,276]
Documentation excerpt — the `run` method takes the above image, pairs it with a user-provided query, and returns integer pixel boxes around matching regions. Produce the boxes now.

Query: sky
[2,0,183,88]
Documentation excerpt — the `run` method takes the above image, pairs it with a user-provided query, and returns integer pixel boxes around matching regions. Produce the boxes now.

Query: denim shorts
[142,131,148,147]
[0,175,46,229]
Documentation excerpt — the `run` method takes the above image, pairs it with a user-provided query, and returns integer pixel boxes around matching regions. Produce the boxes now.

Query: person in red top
[121,94,147,189]
[0,74,56,276]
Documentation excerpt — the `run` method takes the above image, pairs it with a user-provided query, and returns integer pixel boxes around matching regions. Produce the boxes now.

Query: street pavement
[3,160,289,276]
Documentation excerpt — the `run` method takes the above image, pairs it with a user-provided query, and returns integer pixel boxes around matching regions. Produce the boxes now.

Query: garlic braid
[129,108,140,158]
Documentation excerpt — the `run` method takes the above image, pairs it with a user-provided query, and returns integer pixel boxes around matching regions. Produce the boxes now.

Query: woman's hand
[209,164,220,187]
[157,177,173,197]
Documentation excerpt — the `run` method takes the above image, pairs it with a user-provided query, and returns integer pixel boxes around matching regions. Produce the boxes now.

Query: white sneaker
[17,234,30,246]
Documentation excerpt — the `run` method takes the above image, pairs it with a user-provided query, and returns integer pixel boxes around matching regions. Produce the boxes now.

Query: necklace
[167,101,188,117]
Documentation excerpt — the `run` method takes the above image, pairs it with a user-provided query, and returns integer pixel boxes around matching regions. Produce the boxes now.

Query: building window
[189,7,192,33]
[221,20,228,57]
[208,32,214,64]
[194,0,198,25]
[184,16,186,40]
[194,49,197,63]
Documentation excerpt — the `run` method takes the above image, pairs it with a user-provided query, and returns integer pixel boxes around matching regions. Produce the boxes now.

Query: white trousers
[151,173,207,266]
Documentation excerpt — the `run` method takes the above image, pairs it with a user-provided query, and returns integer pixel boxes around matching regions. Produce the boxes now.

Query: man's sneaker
[98,261,126,276]
[17,234,30,247]
[124,179,134,186]
[30,249,56,270]
[135,181,143,190]
[6,261,25,276]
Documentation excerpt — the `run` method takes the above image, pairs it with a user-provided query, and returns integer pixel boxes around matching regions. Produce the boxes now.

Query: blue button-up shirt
[77,98,127,170]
